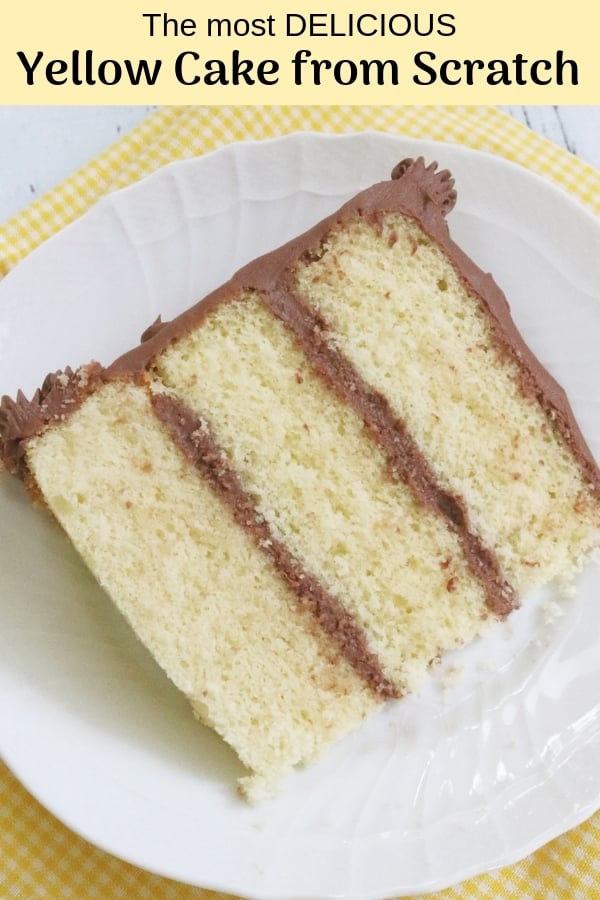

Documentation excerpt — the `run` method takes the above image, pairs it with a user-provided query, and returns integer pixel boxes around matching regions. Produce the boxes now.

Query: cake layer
[292,210,600,594]
[25,380,378,798]
[155,295,491,694]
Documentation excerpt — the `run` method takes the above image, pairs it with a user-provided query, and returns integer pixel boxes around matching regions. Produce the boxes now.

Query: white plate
[1,132,600,899]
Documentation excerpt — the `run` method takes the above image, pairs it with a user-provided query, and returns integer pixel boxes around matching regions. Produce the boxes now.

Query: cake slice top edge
[105,158,459,377]
[1,156,599,498]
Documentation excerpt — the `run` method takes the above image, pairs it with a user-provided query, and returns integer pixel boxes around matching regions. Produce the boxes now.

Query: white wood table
[0,106,598,223]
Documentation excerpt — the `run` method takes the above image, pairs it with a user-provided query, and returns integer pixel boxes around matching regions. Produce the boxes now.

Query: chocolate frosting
[140,316,168,343]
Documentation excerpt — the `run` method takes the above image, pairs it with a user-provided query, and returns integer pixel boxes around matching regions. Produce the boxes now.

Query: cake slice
[2,157,599,800]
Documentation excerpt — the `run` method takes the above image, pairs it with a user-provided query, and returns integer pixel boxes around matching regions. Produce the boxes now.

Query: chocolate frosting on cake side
[0,365,103,476]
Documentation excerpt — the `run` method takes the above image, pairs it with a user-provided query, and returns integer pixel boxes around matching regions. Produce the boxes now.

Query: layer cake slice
[2,157,599,799]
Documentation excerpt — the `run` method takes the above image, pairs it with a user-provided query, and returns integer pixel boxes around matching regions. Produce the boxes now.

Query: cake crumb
[440,664,463,690]
[542,599,564,625]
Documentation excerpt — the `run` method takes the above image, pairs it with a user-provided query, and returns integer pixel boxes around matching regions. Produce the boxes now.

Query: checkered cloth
[1,106,599,899]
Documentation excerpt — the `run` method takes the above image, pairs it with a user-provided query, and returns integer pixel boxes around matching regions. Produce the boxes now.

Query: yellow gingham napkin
[1,106,599,900]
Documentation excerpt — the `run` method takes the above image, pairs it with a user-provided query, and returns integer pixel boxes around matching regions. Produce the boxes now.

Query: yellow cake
[2,157,599,800]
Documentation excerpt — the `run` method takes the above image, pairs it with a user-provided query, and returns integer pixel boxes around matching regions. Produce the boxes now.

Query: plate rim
[1,129,599,899]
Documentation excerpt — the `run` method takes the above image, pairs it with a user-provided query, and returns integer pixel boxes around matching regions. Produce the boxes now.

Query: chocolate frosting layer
[151,390,399,700]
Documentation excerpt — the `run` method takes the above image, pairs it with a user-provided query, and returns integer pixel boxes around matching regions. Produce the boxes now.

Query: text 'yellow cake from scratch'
[2,158,599,800]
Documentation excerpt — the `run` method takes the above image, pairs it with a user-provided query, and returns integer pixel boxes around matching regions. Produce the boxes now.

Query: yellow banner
[1,0,597,103]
